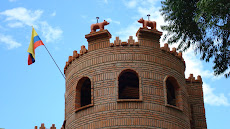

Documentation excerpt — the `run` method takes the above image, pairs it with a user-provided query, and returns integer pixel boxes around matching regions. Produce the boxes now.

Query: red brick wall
[64,28,201,129]
[186,74,207,129]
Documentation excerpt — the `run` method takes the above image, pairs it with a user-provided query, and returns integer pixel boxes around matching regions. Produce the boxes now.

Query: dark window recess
[80,78,91,107]
[119,71,139,99]
[166,78,176,106]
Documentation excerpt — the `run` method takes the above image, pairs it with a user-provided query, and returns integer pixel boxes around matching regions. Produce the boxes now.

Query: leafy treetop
[161,0,230,77]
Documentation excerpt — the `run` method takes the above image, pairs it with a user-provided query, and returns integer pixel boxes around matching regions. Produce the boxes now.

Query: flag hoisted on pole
[27,27,44,65]
[27,27,66,79]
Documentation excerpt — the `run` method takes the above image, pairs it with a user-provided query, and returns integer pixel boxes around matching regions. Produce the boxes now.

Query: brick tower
[63,20,207,129]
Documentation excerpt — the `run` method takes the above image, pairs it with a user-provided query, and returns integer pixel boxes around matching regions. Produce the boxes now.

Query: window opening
[81,78,91,107]
[166,77,178,106]
[119,70,139,99]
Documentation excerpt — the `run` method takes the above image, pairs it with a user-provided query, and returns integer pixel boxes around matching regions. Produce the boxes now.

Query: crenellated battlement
[186,73,203,83]
[110,36,139,47]
[34,123,63,129]
[64,45,88,74]
[160,43,184,61]
[64,29,186,74]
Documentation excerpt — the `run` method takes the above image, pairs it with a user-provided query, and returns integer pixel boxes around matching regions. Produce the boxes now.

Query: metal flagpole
[43,44,66,79]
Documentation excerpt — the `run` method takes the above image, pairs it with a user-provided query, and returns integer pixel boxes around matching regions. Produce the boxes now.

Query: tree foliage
[161,0,230,77]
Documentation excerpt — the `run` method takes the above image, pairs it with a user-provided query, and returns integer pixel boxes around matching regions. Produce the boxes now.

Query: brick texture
[186,74,207,129]
[63,28,207,129]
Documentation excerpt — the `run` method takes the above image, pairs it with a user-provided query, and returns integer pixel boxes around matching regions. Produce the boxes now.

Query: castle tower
[63,21,207,129]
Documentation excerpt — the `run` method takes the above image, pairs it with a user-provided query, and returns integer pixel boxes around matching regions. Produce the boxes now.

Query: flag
[27,27,44,65]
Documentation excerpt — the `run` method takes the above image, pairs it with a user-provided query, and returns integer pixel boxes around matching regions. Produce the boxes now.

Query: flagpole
[43,44,66,79]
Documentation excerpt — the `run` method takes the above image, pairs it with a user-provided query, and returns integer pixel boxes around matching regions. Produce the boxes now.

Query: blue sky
[0,0,229,129]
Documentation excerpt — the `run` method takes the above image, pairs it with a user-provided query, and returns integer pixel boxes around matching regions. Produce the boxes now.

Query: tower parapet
[62,18,206,129]
[186,74,207,129]
[34,123,60,129]
[136,27,162,48]
[85,29,111,51]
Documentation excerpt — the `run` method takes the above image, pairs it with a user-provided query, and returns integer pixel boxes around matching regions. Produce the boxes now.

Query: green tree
[161,0,230,77]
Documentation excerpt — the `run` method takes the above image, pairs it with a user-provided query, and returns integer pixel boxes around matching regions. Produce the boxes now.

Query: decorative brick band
[65,102,190,129]
[64,46,185,77]
[64,42,185,76]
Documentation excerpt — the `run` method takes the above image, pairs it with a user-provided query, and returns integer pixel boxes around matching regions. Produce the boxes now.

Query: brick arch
[75,77,93,110]
[118,69,140,99]
[163,75,183,110]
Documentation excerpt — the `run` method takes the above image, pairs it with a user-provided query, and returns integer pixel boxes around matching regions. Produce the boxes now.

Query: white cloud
[203,83,230,106]
[115,22,139,41]
[181,47,223,80]
[183,49,212,78]
[51,11,56,17]
[123,0,161,8]
[123,0,137,8]
[145,0,160,5]
[117,0,165,41]
[0,7,63,44]
[136,5,166,31]
[106,18,120,25]
[0,34,21,49]
[104,0,108,4]
[40,22,63,43]
[0,7,43,27]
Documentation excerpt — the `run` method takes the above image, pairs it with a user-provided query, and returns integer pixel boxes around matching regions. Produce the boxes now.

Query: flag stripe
[28,53,35,65]
[34,40,44,50]
[34,35,41,43]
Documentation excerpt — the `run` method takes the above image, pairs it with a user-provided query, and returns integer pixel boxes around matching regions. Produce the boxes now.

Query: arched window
[76,77,91,109]
[165,76,179,106]
[118,69,139,99]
